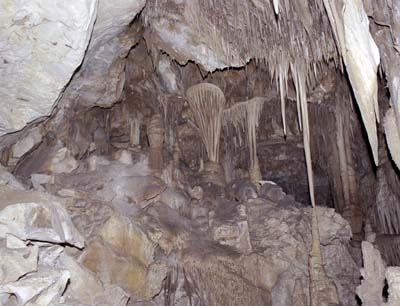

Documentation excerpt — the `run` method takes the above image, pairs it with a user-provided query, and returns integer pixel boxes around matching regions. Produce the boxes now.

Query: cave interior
[1,0,400,305]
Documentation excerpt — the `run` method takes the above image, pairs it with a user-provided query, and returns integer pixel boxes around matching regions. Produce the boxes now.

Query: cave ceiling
[0,0,399,171]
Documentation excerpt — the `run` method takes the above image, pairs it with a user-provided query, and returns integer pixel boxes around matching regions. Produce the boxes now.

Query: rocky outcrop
[0,186,84,247]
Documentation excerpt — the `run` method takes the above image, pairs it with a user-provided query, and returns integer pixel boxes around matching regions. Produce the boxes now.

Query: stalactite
[222,97,265,185]
[169,0,341,86]
[278,63,288,136]
[290,63,303,132]
[293,63,339,306]
[272,0,279,15]
[323,0,380,165]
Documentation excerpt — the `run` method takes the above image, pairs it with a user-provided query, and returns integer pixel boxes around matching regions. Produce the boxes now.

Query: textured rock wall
[0,0,97,135]
[0,0,146,136]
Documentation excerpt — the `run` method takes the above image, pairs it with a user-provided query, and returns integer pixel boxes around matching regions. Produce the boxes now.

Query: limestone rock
[55,0,147,113]
[225,179,258,202]
[61,29,138,110]
[39,245,64,267]
[42,147,78,174]
[384,107,400,170]
[0,166,25,191]
[79,212,170,300]
[112,149,133,165]
[31,173,54,190]
[189,186,204,200]
[386,267,400,306]
[99,214,157,266]
[58,253,104,305]
[158,187,189,211]
[259,182,286,202]
[92,285,130,306]
[0,0,149,135]
[87,155,111,171]
[323,0,380,164]
[143,1,247,71]
[158,56,178,93]
[0,268,70,306]
[6,234,27,249]
[356,241,386,306]
[212,220,252,254]
[314,206,352,245]
[9,127,43,165]
[0,0,97,135]
[81,239,168,300]
[175,198,359,306]
[0,245,38,283]
[0,186,84,248]
[55,162,166,208]
[180,250,273,306]
[111,175,167,208]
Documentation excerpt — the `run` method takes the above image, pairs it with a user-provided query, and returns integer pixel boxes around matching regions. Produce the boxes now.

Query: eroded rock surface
[0,0,97,135]
[0,148,361,306]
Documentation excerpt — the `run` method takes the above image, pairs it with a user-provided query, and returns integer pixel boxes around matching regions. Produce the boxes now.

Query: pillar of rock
[147,114,164,175]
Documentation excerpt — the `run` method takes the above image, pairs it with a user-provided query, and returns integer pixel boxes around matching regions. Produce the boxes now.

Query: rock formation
[1,0,400,305]
[186,83,226,186]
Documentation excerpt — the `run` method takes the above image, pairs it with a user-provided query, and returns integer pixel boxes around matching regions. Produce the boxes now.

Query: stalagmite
[160,94,184,150]
[147,114,165,176]
[129,112,143,149]
[186,83,226,186]
[222,97,265,185]
[356,241,386,306]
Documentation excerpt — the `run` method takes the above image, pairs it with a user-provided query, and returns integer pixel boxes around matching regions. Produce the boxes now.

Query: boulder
[81,239,168,300]
[99,214,157,265]
[0,245,38,283]
[0,186,84,248]
[42,147,78,174]
[0,268,70,306]
[58,253,104,305]
[0,166,25,191]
